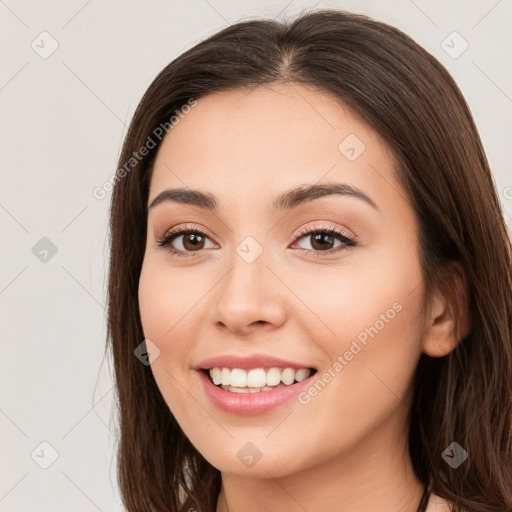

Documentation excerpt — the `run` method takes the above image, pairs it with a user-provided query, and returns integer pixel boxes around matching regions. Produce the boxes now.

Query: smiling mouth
[201,366,318,393]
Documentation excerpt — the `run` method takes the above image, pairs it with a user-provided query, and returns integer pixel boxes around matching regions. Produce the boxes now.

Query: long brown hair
[105,9,512,511]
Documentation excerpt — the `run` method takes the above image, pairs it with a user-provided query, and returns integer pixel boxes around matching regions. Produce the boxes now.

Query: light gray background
[1,0,510,510]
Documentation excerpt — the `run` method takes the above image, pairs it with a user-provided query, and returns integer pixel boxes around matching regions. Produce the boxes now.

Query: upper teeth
[208,367,312,387]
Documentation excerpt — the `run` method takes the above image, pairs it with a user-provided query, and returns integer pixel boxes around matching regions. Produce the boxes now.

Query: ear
[422,262,471,357]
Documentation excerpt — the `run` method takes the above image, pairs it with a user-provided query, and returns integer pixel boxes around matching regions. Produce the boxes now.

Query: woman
[106,9,512,512]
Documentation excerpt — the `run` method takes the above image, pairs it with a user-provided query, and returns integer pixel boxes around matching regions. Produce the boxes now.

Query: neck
[215,414,425,512]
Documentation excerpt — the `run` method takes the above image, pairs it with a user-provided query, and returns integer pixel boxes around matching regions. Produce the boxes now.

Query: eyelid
[158,222,354,243]
[293,221,355,241]
[159,223,212,241]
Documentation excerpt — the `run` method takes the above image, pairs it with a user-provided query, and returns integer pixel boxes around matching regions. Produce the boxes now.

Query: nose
[208,245,287,335]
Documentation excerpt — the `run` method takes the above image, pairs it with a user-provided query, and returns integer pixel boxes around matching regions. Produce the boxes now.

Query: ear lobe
[422,262,471,358]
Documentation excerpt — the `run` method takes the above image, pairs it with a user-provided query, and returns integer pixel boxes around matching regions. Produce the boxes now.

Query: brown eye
[156,224,356,258]
[307,232,337,251]
[156,227,215,256]
[181,232,207,251]
[293,226,356,255]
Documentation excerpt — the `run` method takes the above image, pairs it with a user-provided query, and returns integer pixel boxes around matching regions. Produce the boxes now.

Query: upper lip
[196,354,316,371]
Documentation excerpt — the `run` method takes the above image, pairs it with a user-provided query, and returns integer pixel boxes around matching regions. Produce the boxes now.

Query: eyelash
[156,223,356,258]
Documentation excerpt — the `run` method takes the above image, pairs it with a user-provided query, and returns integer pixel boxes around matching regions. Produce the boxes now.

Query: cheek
[291,242,423,350]
[287,269,424,467]
[138,258,205,421]
[137,257,201,394]
[138,256,205,343]
[291,240,425,404]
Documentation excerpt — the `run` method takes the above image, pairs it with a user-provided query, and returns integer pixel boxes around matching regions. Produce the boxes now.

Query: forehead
[149,83,401,210]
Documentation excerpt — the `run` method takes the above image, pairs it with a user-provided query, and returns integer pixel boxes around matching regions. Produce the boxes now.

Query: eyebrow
[147,182,378,212]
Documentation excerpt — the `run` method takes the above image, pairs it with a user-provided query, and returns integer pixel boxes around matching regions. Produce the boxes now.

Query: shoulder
[426,492,455,512]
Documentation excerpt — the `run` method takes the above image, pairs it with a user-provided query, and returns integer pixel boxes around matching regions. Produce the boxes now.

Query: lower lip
[197,370,314,415]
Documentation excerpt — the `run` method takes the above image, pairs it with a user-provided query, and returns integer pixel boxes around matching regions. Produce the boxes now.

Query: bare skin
[138,83,463,512]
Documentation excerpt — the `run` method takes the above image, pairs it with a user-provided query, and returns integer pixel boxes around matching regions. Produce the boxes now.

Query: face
[138,83,427,478]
